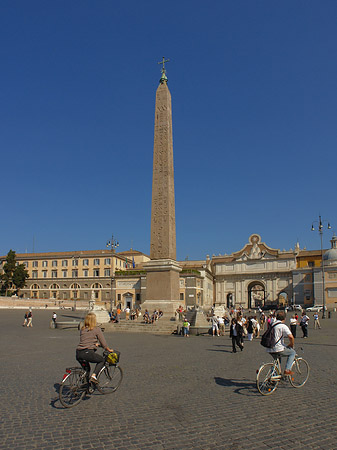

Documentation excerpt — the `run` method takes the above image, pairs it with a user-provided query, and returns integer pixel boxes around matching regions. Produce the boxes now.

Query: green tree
[13,263,29,293]
[1,250,29,296]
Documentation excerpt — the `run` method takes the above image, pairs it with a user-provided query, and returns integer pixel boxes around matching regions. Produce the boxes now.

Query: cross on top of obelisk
[158,56,169,84]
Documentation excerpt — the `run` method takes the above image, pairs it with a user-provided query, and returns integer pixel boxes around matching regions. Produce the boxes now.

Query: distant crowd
[109,306,164,324]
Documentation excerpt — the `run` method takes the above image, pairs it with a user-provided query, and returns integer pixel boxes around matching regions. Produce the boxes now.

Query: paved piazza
[1,310,337,450]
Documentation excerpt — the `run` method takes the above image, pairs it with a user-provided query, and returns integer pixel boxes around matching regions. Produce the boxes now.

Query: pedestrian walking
[253,316,260,337]
[313,313,321,329]
[300,312,309,338]
[211,314,219,336]
[22,311,29,327]
[182,318,190,337]
[27,311,33,327]
[218,316,225,336]
[52,312,57,325]
[289,315,298,338]
[229,318,244,352]
[247,317,254,341]
[260,312,266,331]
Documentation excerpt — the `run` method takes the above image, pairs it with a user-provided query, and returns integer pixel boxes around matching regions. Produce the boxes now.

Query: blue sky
[1,0,336,260]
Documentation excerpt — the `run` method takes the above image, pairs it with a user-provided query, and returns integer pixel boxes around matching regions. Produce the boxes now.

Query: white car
[306,305,324,312]
[286,305,303,311]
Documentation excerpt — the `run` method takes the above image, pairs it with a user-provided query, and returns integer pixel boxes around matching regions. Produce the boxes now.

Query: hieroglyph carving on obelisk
[150,57,176,261]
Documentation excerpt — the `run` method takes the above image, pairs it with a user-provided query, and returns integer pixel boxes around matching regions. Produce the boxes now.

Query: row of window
[25,258,127,268]
[32,269,112,278]
[31,283,101,289]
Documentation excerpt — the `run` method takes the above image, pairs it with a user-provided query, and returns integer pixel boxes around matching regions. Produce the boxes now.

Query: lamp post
[106,235,119,315]
[72,256,79,311]
[311,215,331,319]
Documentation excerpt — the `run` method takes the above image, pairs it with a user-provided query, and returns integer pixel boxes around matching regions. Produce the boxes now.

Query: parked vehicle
[306,305,325,312]
[286,305,303,311]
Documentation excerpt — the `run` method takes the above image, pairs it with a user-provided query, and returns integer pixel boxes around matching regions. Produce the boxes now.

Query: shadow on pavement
[50,383,64,409]
[214,377,257,396]
[207,348,232,353]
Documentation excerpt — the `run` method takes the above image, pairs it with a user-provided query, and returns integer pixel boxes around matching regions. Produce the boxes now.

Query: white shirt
[266,321,292,353]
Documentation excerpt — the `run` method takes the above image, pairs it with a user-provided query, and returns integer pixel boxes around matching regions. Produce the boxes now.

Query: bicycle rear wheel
[97,365,123,394]
[289,358,310,388]
[59,369,87,408]
[256,363,280,395]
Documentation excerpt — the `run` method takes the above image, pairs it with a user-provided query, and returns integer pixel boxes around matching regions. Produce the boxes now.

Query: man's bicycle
[256,351,309,396]
[59,350,123,408]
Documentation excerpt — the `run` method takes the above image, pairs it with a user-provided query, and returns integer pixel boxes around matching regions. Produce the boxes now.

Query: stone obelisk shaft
[150,82,176,260]
[143,66,181,314]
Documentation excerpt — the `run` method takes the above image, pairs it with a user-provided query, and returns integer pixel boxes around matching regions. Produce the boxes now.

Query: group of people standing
[289,311,313,338]
[229,314,260,352]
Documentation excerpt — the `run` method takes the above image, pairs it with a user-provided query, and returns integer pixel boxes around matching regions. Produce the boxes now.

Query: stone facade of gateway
[211,234,298,309]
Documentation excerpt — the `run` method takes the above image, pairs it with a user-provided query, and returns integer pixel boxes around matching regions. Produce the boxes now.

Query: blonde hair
[83,313,97,330]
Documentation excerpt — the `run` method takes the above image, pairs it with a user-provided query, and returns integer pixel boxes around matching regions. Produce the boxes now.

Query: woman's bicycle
[59,350,123,408]
[256,351,309,396]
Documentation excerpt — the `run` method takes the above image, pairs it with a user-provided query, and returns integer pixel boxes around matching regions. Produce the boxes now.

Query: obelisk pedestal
[143,259,182,314]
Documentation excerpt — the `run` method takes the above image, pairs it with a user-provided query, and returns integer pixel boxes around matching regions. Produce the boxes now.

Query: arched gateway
[248,282,265,309]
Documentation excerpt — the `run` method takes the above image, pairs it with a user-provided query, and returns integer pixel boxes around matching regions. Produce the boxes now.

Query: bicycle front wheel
[97,365,123,394]
[289,358,310,388]
[59,369,87,408]
[256,363,280,396]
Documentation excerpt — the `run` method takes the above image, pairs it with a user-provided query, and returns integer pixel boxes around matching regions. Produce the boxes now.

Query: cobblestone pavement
[1,310,337,450]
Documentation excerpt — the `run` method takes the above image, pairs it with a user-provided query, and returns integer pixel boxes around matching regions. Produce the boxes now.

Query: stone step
[105,320,178,334]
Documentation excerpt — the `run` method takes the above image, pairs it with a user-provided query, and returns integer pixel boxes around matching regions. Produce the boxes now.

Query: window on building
[42,271,47,278]
[52,260,58,267]
[72,258,79,266]
[32,261,38,268]
[62,260,68,267]
[32,270,38,278]
[308,261,315,268]
[62,270,67,278]
[72,270,78,278]
[104,269,111,277]
[180,293,184,301]
[104,258,111,265]
[94,269,100,277]
[83,259,89,266]
[83,270,89,277]
[52,270,57,278]
[117,294,121,301]
[94,259,100,266]
[136,293,141,302]
[42,261,48,268]
[23,261,28,267]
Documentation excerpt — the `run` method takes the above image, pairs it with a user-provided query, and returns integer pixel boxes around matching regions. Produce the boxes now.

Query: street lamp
[311,215,331,319]
[106,235,119,315]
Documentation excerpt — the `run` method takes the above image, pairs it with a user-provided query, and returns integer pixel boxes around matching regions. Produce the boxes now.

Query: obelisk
[143,58,182,315]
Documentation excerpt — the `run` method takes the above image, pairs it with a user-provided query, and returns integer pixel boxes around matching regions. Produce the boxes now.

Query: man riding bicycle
[266,311,295,375]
